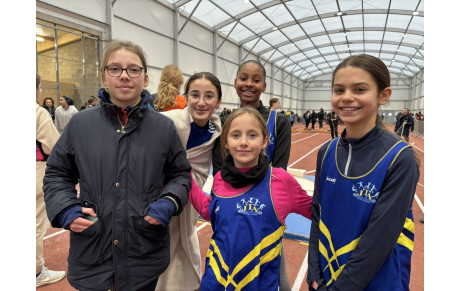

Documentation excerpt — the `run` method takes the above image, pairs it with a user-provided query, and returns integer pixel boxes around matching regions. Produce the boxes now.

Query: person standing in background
[80,96,97,110]
[394,108,413,142]
[304,110,311,129]
[154,64,186,112]
[36,73,66,287]
[54,95,78,134]
[269,97,281,111]
[42,97,56,121]
[327,109,339,139]
[311,110,318,130]
[318,108,325,129]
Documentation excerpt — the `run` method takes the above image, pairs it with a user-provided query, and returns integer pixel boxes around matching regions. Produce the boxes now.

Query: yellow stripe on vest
[319,218,361,286]
[236,242,283,290]
[208,225,286,288]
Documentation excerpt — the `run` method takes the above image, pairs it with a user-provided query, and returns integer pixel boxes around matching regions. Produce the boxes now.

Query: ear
[262,81,267,93]
[215,98,222,109]
[234,78,237,89]
[261,135,268,150]
[144,74,149,87]
[378,87,391,105]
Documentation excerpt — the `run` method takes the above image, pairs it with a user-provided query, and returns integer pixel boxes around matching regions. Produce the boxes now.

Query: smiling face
[102,49,149,108]
[187,78,221,127]
[45,99,53,107]
[225,113,268,168]
[332,66,391,138]
[234,62,266,107]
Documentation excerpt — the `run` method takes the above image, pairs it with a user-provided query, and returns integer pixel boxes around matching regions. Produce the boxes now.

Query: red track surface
[38,122,424,290]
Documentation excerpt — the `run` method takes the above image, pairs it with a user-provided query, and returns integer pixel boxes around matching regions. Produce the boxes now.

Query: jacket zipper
[344,143,352,176]
[113,107,137,133]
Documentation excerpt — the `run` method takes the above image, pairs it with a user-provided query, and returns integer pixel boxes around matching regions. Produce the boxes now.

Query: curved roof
[167,0,424,81]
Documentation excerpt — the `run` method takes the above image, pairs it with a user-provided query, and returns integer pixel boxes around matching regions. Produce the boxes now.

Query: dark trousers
[305,119,310,129]
[318,119,323,128]
[329,122,338,138]
[311,120,316,129]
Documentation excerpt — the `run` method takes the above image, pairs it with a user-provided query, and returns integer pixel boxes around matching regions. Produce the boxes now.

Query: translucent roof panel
[168,0,423,80]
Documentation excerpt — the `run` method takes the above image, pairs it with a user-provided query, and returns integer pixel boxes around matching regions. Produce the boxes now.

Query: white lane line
[43,229,67,240]
[292,250,309,291]
[43,221,210,241]
[196,221,209,232]
[288,140,330,168]
[417,183,424,187]
[411,143,424,154]
[292,133,319,144]
[414,193,424,214]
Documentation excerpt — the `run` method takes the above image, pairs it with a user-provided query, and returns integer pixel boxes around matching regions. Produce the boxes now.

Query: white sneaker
[36,266,66,287]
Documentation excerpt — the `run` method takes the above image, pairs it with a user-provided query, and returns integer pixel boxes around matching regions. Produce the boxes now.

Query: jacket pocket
[69,191,105,265]
[129,208,170,260]
[68,221,104,265]
[77,219,102,237]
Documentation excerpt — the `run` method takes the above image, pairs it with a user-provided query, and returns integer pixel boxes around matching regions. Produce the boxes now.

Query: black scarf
[220,154,269,188]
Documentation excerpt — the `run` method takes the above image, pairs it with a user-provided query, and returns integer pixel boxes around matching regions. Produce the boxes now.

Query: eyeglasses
[104,65,144,78]
[187,92,217,104]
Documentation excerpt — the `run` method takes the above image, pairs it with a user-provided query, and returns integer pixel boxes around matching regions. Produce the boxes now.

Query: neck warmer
[220,153,269,188]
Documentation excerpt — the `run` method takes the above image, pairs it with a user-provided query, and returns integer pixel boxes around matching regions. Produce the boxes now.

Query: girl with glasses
[155,71,223,291]
[43,40,192,291]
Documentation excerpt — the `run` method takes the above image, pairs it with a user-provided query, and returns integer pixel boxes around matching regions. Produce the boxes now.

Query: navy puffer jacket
[44,89,191,290]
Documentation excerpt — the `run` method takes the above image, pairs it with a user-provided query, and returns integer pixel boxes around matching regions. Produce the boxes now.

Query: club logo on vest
[237,197,266,215]
[352,181,379,203]
[326,176,336,183]
[268,133,274,146]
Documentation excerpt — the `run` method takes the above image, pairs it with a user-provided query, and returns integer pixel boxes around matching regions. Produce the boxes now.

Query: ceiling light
[36,36,45,42]
[403,33,407,37]
[273,27,278,31]
[344,32,347,36]
[412,11,419,16]
[336,12,343,16]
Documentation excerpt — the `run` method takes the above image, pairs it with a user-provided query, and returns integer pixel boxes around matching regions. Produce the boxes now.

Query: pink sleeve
[271,168,313,224]
[189,176,211,221]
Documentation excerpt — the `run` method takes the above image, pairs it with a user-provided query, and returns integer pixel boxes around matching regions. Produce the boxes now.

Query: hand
[312,281,319,289]
[144,215,161,225]
[69,207,97,233]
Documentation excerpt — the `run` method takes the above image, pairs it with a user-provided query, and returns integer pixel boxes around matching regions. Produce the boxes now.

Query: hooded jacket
[43,89,192,291]
[54,104,78,134]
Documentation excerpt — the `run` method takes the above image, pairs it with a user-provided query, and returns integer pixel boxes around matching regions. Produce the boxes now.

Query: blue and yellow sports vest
[266,110,277,165]
[201,167,286,291]
[318,138,414,291]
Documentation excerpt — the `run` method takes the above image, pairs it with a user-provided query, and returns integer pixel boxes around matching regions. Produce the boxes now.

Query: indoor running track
[38,122,424,291]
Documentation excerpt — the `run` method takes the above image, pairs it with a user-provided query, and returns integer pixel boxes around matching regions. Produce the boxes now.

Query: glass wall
[36,19,101,110]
